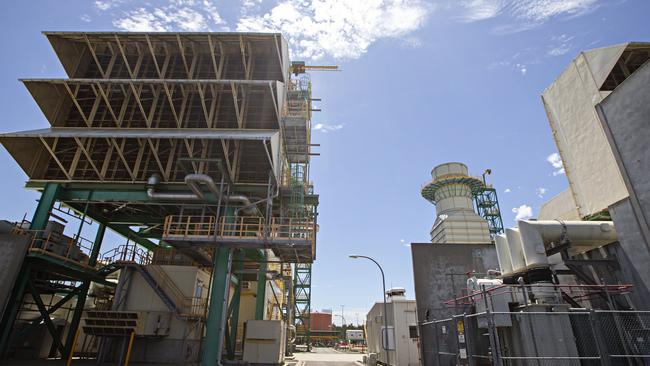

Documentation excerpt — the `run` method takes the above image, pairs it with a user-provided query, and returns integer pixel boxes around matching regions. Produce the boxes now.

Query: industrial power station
[0,31,322,365]
[411,42,650,366]
[0,28,649,366]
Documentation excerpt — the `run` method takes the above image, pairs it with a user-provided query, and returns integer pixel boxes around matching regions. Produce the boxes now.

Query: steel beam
[255,254,268,320]
[63,223,106,358]
[201,247,232,366]
[226,250,244,360]
[30,182,60,230]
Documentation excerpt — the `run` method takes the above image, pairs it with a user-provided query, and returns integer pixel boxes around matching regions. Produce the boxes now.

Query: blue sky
[0,0,648,324]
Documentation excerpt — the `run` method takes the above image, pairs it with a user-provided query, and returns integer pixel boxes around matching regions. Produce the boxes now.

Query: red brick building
[310,311,333,331]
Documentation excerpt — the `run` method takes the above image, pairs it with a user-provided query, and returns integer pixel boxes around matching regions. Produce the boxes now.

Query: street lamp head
[348,254,359,259]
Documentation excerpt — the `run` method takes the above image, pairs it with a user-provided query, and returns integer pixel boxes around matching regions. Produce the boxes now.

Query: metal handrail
[162,215,316,242]
[23,229,94,267]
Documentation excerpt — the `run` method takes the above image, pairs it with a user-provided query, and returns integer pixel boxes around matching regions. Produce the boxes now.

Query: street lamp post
[349,254,391,366]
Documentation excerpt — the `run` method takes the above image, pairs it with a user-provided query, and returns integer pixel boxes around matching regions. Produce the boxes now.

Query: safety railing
[23,229,94,268]
[163,215,215,238]
[100,243,152,266]
[162,215,316,244]
[184,296,208,318]
[422,310,650,365]
[98,244,207,318]
[443,283,634,307]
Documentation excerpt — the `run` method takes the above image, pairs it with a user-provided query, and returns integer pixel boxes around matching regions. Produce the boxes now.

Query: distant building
[310,311,333,331]
[365,288,419,366]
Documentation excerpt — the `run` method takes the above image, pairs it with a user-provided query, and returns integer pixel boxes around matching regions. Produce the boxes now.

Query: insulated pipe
[517,220,617,270]
[494,234,514,274]
[146,174,259,215]
[146,174,200,201]
[185,173,222,200]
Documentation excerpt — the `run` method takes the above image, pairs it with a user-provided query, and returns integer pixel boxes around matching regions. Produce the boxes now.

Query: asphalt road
[294,347,362,366]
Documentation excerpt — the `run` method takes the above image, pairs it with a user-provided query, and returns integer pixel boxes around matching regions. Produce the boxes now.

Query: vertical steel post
[255,254,268,320]
[63,223,106,358]
[226,250,243,359]
[589,310,612,366]
[201,247,233,366]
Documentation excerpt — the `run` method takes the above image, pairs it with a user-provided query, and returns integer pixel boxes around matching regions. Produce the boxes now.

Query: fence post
[482,286,502,366]
[462,315,476,366]
[589,310,612,366]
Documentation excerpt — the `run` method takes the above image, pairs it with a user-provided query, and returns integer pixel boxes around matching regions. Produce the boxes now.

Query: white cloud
[504,188,511,193]
[313,123,343,133]
[236,0,432,60]
[515,63,527,75]
[95,0,122,11]
[113,8,168,32]
[511,0,599,22]
[536,187,548,198]
[512,204,533,221]
[460,0,598,24]
[112,1,227,32]
[459,0,505,22]
[546,152,566,176]
[81,14,92,23]
[547,34,575,56]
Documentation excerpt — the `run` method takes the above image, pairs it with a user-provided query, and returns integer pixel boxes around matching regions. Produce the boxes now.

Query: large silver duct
[146,174,259,215]
[496,220,617,275]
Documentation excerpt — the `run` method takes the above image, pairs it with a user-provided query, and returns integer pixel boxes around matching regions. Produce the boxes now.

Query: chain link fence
[421,310,650,365]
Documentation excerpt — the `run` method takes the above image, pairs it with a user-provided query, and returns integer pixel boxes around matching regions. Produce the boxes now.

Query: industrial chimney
[421,162,491,244]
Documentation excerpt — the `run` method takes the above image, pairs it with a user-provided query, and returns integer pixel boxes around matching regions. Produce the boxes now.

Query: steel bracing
[474,187,505,237]
[0,32,320,365]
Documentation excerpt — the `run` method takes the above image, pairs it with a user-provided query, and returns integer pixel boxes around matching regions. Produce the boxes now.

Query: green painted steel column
[63,223,106,358]
[226,250,244,359]
[255,254,268,320]
[29,183,60,230]
[201,247,232,366]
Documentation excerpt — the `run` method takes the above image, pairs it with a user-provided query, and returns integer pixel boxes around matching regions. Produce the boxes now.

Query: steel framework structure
[474,187,505,237]
[0,32,320,365]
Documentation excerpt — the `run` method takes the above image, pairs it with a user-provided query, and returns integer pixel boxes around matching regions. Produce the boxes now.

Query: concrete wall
[0,221,30,323]
[595,60,650,303]
[411,243,498,366]
[539,189,581,220]
[541,46,629,217]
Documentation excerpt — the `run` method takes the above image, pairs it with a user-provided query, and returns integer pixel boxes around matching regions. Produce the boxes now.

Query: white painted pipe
[516,220,617,271]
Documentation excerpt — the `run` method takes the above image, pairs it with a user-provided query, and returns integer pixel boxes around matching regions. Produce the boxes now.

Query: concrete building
[539,42,650,308]
[365,288,419,366]
[310,311,333,331]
